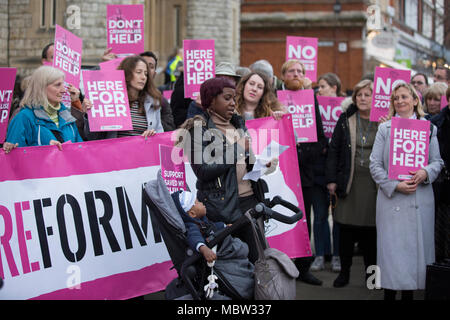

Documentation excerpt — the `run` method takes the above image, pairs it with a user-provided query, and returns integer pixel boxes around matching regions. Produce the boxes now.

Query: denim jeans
[311,185,339,257]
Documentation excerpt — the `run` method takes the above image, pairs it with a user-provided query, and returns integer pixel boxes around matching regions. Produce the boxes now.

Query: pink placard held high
[0,68,17,143]
[107,4,145,56]
[370,67,411,122]
[286,36,318,82]
[317,96,345,139]
[183,39,215,99]
[277,89,317,143]
[53,25,83,88]
[83,70,132,132]
[160,144,187,193]
[389,117,430,180]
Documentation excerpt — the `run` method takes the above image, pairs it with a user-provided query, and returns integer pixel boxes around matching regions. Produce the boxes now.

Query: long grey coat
[369,119,443,290]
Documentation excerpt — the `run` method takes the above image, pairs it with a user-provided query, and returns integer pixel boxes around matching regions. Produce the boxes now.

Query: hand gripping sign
[82,69,132,132]
[389,117,430,180]
[107,4,145,56]
[0,68,16,143]
[183,39,215,99]
[286,36,318,82]
[370,67,411,122]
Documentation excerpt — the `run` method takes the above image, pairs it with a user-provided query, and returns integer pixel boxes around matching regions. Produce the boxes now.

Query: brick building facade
[0,0,241,85]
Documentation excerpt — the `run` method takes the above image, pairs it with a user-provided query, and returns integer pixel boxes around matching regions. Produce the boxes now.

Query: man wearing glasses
[410,73,429,102]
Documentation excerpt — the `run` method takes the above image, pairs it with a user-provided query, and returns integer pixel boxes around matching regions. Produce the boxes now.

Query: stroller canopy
[145,170,186,233]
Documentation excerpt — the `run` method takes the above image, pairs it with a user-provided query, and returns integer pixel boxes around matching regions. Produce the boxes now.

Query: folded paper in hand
[243,141,289,181]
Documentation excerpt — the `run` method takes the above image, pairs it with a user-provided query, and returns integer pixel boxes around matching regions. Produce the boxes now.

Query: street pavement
[144,256,425,300]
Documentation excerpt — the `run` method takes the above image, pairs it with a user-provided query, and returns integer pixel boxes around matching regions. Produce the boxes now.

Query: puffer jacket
[176,112,261,224]
[6,104,83,147]
[171,190,225,252]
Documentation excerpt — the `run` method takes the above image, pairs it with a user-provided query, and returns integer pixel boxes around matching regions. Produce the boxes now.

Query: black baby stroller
[144,170,303,300]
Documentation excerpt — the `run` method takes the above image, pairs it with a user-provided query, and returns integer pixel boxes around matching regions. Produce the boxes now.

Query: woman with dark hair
[176,77,277,263]
[84,55,164,140]
[317,73,345,97]
[235,71,285,121]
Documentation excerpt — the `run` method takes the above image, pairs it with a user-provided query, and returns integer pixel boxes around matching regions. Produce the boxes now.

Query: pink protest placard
[183,39,215,99]
[317,96,345,139]
[99,57,126,71]
[370,67,411,122]
[442,95,448,110]
[160,144,186,193]
[0,68,17,143]
[83,70,132,132]
[163,90,173,103]
[277,89,317,143]
[389,117,430,180]
[286,36,318,82]
[53,25,83,88]
[107,4,145,56]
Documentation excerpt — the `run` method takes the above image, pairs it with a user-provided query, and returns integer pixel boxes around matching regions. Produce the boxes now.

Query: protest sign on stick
[389,117,430,180]
[0,68,17,143]
[286,36,318,82]
[107,4,145,56]
[183,39,215,99]
[83,70,132,132]
[277,89,317,143]
[53,25,83,88]
[317,96,345,139]
[370,67,411,122]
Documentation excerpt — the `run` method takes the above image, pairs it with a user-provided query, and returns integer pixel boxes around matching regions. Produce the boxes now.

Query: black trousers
[338,223,377,275]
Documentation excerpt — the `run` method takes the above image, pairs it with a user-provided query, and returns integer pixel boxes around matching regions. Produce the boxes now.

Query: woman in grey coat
[369,83,443,300]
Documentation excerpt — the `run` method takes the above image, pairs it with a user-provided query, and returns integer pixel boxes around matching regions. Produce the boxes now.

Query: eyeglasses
[435,75,446,81]
[411,81,424,85]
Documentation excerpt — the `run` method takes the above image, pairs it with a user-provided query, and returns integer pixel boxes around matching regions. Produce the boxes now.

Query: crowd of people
[2,43,450,300]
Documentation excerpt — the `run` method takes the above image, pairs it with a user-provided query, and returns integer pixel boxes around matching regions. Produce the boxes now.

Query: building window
[422,1,433,38]
[405,0,418,30]
[40,0,57,29]
[435,0,444,45]
[174,5,182,48]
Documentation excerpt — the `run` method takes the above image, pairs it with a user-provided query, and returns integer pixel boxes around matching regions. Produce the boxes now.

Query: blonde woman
[423,82,447,118]
[369,82,443,300]
[3,66,83,153]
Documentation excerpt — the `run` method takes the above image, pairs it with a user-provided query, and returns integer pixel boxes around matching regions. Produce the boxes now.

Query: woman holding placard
[326,79,378,288]
[369,82,443,300]
[235,71,286,121]
[84,55,164,140]
[176,77,278,263]
[310,73,345,273]
[3,66,83,153]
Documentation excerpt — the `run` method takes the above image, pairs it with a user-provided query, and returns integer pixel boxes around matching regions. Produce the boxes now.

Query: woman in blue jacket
[3,66,83,153]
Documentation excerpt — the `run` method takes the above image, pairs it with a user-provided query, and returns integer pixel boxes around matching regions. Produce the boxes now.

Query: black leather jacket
[184,113,258,224]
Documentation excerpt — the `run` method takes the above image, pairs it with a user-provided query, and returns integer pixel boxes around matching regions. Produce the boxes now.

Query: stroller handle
[255,198,303,224]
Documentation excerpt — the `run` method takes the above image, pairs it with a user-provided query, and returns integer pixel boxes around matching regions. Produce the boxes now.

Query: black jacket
[432,106,450,170]
[297,95,328,188]
[180,113,260,224]
[325,103,358,198]
[170,72,193,128]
